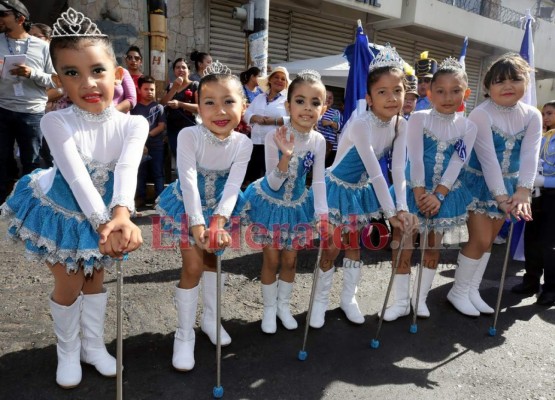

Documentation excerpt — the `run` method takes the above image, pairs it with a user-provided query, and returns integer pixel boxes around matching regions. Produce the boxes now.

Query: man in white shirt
[0,0,55,204]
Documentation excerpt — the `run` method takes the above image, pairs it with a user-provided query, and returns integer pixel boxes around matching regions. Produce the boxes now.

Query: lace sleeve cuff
[109,195,136,214]
[189,214,205,227]
[439,179,453,190]
[490,188,508,197]
[273,167,289,179]
[517,179,535,190]
[383,209,396,219]
[396,204,409,212]
[214,207,233,220]
[410,180,426,188]
[89,209,111,230]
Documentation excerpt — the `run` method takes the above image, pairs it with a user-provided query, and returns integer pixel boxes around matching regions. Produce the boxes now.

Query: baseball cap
[0,0,30,19]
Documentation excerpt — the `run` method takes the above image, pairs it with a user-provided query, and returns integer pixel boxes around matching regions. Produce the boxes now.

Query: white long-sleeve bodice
[177,125,253,225]
[330,111,408,213]
[264,127,328,216]
[468,99,542,194]
[39,106,149,227]
[408,109,477,189]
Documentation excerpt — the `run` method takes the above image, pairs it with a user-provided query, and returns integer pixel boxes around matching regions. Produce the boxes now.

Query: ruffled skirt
[462,167,517,219]
[1,171,112,274]
[156,180,246,247]
[325,171,383,230]
[406,183,473,233]
[242,178,315,250]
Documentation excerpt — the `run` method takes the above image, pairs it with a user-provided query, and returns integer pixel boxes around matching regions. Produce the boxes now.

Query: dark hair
[431,61,468,86]
[50,36,117,68]
[543,100,555,110]
[240,67,261,85]
[126,45,142,58]
[138,75,155,88]
[172,57,188,71]
[198,73,244,102]
[12,11,32,32]
[366,65,406,96]
[483,53,531,98]
[190,50,210,72]
[31,23,52,40]
[286,71,326,103]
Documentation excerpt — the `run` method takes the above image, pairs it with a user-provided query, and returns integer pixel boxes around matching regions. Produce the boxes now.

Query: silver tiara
[203,60,232,76]
[369,44,404,72]
[52,8,106,38]
[297,69,321,80]
[438,56,464,71]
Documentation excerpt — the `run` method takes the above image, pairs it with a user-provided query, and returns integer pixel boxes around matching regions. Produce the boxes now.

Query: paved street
[1,215,554,400]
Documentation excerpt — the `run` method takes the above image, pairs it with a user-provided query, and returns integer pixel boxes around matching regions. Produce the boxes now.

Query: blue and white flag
[458,36,468,70]
[343,21,393,182]
[519,9,536,107]
[512,9,536,261]
[343,21,375,130]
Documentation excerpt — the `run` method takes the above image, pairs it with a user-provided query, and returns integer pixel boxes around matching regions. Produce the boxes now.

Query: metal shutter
[269,6,354,63]
[289,13,354,61]
[268,6,291,64]
[210,2,355,76]
[209,0,248,75]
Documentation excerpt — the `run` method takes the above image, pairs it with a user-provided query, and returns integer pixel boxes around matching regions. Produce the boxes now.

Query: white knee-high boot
[411,268,436,318]
[276,280,298,330]
[201,271,231,346]
[382,274,410,321]
[309,267,335,329]
[447,253,481,317]
[340,258,365,324]
[80,290,116,377]
[50,295,83,389]
[173,285,199,371]
[469,253,494,314]
[261,281,278,334]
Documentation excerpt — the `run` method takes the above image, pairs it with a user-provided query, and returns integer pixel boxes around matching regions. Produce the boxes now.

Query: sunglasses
[0,11,14,17]
[126,55,142,61]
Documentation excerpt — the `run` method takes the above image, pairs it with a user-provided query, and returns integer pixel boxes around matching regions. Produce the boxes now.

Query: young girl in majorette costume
[242,70,328,334]
[308,45,418,329]
[382,57,477,321]
[156,61,253,371]
[448,53,542,316]
[1,8,148,388]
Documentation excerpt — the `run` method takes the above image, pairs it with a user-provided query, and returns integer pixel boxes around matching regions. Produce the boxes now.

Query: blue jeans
[167,128,180,160]
[137,145,165,199]
[0,107,43,204]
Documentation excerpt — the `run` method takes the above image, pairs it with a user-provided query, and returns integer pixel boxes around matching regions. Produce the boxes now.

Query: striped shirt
[316,108,342,150]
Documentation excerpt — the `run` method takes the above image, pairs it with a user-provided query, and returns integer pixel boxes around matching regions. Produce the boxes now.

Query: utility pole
[147,0,167,97]
[233,0,270,74]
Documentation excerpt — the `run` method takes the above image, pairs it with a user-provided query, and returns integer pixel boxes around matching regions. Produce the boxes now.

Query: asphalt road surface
[1,214,554,400]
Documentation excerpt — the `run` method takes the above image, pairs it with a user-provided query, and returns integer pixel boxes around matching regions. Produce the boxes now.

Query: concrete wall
[69,0,145,66]
[166,0,207,75]
[68,0,208,79]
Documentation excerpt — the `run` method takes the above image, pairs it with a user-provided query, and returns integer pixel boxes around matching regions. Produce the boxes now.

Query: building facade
[57,0,555,108]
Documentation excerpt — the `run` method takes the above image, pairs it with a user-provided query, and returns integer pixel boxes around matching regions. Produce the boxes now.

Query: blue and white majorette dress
[405,109,477,232]
[243,125,327,250]
[0,106,149,274]
[156,124,253,244]
[325,111,408,229]
[463,100,542,218]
